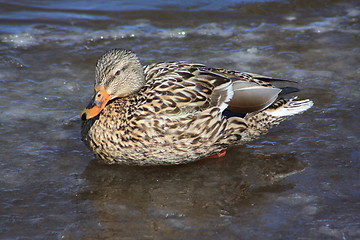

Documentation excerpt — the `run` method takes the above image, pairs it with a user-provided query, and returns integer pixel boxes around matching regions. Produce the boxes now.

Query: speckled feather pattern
[81,54,313,165]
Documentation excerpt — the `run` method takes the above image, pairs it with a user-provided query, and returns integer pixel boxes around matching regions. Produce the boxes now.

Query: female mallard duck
[81,49,313,165]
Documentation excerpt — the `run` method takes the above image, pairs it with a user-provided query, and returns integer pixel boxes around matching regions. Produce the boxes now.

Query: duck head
[81,49,145,120]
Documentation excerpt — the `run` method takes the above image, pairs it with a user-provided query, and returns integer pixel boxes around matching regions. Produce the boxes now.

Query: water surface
[1,0,359,239]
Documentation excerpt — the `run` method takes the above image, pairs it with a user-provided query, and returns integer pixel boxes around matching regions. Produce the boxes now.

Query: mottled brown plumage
[81,49,313,165]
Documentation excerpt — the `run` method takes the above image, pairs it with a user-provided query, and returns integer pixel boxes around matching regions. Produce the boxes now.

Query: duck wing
[207,68,294,113]
[143,62,285,116]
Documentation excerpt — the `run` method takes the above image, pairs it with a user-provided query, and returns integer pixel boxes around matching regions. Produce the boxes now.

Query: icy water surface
[1,0,360,239]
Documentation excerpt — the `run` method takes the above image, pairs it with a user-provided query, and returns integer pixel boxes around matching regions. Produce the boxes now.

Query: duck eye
[115,70,121,76]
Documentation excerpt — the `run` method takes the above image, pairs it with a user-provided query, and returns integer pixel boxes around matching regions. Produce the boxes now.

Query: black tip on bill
[81,113,87,121]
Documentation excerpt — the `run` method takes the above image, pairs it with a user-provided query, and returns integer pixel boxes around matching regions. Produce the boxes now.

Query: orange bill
[81,86,112,120]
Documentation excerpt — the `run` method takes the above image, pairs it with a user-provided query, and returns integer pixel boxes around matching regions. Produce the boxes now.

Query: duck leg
[206,149,227,158]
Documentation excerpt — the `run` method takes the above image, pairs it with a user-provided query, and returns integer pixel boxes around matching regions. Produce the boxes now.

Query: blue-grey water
[1,0,359,239]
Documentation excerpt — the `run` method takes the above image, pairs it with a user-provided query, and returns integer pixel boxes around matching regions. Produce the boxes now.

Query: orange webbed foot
[206,149,227,158]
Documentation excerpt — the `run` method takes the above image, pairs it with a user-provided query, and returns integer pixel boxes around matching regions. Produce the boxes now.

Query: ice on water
[1,0,359,239]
